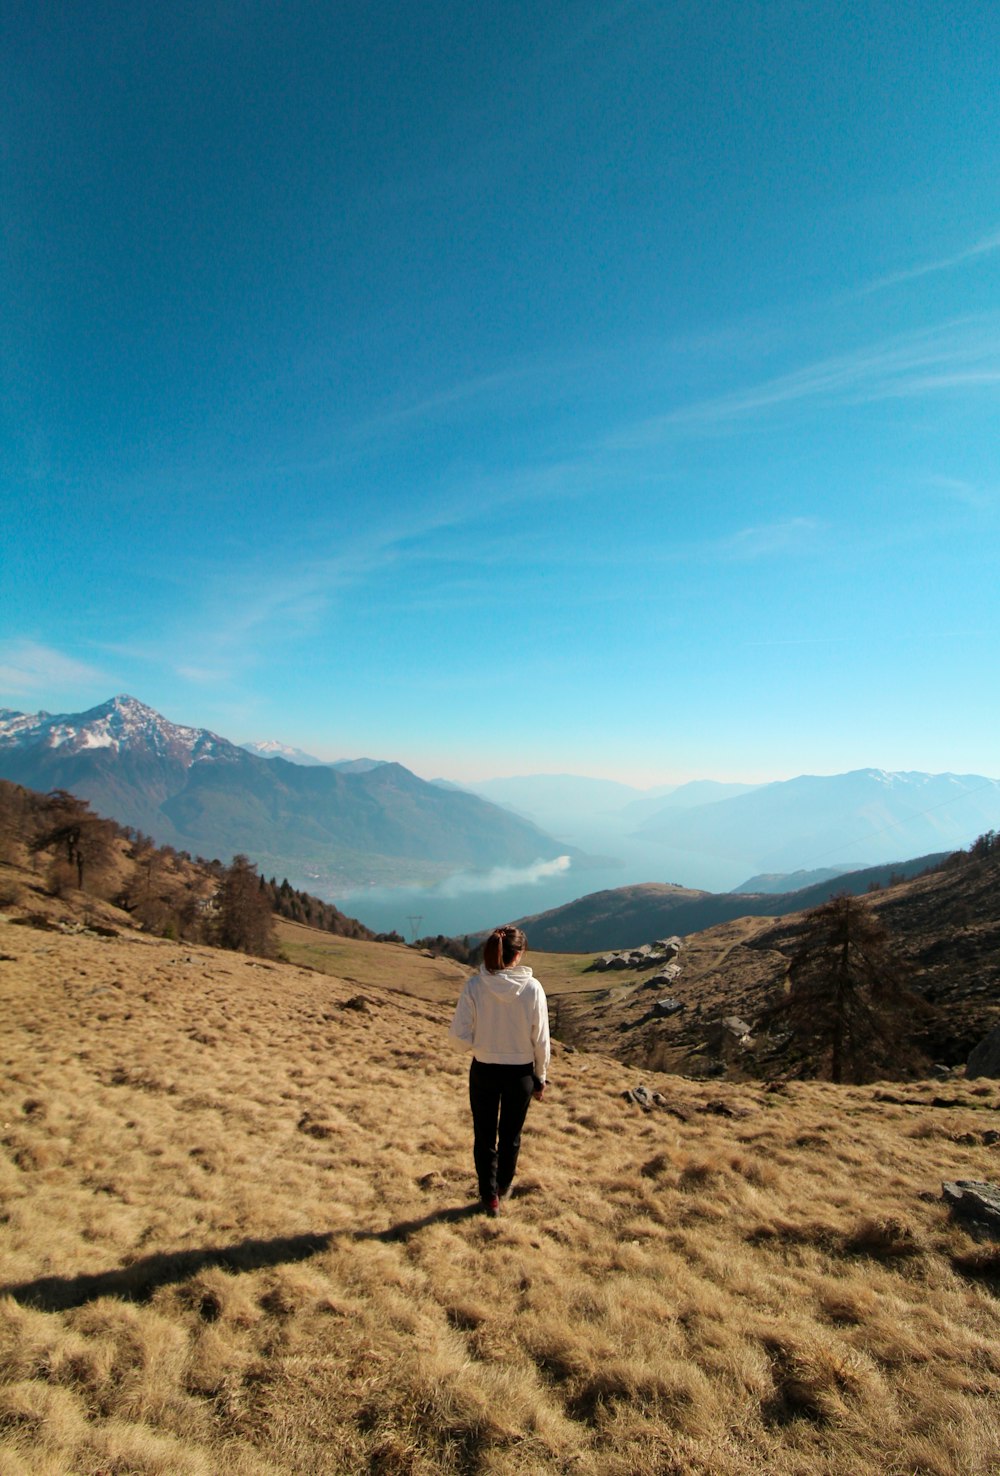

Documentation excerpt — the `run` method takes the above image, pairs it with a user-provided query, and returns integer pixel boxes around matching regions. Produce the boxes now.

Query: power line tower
[406,915,423,942]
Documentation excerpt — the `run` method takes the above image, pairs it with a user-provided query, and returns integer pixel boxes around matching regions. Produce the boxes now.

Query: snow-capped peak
[241,739,327,766]
[0,694,238,766]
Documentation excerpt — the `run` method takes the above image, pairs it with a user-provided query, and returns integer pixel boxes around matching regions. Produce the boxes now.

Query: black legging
[468,1058,535,1202]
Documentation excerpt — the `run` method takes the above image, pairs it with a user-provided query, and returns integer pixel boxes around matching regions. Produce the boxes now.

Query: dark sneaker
[498,1184,513,1201]
[483,1195,500,1217]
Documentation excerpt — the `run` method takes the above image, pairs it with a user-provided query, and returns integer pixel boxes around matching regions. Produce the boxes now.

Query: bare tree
[32,791,116,893]
[0,781,33,865]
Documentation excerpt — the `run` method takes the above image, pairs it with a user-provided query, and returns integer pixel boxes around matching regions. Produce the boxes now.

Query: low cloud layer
[434,855,572,899]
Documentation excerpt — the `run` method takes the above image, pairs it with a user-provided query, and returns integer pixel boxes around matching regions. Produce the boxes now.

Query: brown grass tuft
[842,1215,922,1260]
[950,1244,1000,1290]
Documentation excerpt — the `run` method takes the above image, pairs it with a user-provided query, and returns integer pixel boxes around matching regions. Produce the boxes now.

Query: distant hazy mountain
[636,779,760,810]
[241,739,327,765]
[468,774,662,816]
[617,780,760,827]
[328,758,387,774]
[457,773,683,842]
[637,769,1000,872]
[732,866,859,895]
[0,696,572,888]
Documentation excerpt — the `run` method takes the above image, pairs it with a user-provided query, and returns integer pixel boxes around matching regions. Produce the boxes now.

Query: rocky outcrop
[966,1025,1000,1079]
[942,1180,1000,1238]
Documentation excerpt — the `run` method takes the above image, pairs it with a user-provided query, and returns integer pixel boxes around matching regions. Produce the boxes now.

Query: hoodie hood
[479,963,535,999]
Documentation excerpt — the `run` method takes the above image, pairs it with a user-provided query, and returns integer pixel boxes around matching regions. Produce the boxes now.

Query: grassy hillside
[2,916,1000,1474]
[511,853,953,953]
[548,844,1000,1080]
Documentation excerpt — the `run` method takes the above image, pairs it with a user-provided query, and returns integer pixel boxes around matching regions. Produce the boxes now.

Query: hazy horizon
[3,689,999,792]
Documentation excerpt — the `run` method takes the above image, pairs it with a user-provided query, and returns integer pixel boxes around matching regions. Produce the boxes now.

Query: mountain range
[0,697,570,891]
[2,696,998,932]
[636,768,1000,868]
[449,767,1000,896]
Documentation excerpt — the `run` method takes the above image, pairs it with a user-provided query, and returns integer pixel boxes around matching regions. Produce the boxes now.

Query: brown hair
[482,924,527,973]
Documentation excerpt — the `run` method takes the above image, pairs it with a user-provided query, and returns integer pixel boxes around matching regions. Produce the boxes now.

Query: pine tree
[769,893,928,1083]
[217,855,276,957]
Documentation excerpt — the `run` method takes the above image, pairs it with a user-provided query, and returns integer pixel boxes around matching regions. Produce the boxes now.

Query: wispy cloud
[0,640,111,702]
[717,518,822,561]
[174,664,231,684]
[925,474,995,511]
[352,361,567,440]
[855,227,1000,297]
[617,316,1000,442]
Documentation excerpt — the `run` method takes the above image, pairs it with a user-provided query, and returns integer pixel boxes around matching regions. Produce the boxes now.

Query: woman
[449,924,550,1216]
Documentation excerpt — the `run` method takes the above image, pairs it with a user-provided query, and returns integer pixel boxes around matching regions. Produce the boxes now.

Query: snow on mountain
[240,739,327,766]
[0,695,236,768]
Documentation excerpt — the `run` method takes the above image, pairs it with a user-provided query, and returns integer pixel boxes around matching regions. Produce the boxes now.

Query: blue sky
[3,1,999,784]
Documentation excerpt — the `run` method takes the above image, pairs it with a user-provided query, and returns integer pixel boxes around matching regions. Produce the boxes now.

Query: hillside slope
[553,845,1000,1079]
[2,915,1000,1474]
[513,852,950,953]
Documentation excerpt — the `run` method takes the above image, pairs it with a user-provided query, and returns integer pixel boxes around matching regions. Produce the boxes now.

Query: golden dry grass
[275,921,603,1004]
[2,918,1000,1474]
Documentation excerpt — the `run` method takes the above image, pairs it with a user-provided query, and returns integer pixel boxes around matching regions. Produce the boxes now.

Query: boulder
[966,1025,1000,1079]
[623,1085,653,1108]
[942,1180,1000,1238]
[622,1085,680,1115]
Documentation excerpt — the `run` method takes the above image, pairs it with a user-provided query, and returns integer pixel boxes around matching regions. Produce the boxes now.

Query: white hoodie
[449,964,550,1083]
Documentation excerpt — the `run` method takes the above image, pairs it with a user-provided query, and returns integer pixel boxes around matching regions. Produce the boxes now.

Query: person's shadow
[1,1204,483,1313]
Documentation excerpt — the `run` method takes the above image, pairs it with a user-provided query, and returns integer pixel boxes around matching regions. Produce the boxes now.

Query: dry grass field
[3,913,1000,1475]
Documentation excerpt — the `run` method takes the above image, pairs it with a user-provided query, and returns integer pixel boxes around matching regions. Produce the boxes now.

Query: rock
[942,1180,1000,1237]
[623,1085,653,1108]
[699,1099,750,1118]
[652,997,685,1017]
[721,1016,751,1039]
[340,995,371,1013]
[966,1026,1000,1079]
